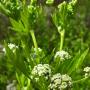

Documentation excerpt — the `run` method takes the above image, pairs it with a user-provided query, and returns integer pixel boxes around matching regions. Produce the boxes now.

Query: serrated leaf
[10,18,26,33]
[0,3,10,15]
[20,8,29,30]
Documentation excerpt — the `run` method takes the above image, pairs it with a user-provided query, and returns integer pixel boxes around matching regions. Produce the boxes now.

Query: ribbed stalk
[30,30,38,50]
[60,29,65,51]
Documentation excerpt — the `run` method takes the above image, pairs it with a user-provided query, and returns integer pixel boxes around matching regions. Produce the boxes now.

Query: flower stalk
[30,30,38,50]
[73,77,89,84]
[60,29,65,51]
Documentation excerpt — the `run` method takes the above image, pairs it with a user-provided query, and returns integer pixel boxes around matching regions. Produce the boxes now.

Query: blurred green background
[0,0,90,89]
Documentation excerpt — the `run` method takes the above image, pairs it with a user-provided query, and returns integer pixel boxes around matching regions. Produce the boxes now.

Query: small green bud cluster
[52,0,77,30]
[28,5,36,13]
[30,47,44,59]
[0,0,21,14]
[34,47,42,52]
[58,0,77,14]
[46,0,54,5]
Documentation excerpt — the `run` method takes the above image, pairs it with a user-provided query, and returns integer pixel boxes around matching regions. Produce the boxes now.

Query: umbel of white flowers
[3,43,18,53]
[54,50,71,61]
[31,64,51,80]
[48,73,72,90]
[83,67,90,77]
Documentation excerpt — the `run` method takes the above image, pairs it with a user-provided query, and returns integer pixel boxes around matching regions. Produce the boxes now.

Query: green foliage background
[0,0,90,90]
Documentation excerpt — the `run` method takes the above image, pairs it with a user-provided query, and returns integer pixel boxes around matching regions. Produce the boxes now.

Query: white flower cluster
[3,43,18,53]
[54,50,71,61]
[83,67,90,77]
[31,64,51,80]
[8,43,18,49]
[49,73,72,90]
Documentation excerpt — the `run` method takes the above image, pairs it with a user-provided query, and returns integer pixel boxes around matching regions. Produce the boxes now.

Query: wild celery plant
[1,0,90,90]
[52,0,77,51]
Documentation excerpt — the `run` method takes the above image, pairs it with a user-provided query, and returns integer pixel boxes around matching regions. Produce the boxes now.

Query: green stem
[73,77,89,84]
[30,30,38,50]
[60,29,65,51]
[23,0,26,5]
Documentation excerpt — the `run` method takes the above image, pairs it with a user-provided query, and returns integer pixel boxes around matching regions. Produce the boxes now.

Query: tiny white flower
[60,82,67,89]
[83,67,90,73]
[61,74,72,88]
[49,73,62,90]
[83,67,90,77]
[61,74,72,82]
[51,73,62,82]
[54,50,71,61]
[32,64,51,80]
[8,43,18,50]
[3,43,18,53]
[3,48,6,53]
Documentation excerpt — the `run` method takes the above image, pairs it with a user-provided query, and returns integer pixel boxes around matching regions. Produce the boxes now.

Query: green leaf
[10,18,27,33]
[0,3,10,15]
[10,18,22,31]
[15,49,30,78]
[75,48,89,69]
[20,8,30,30]
[4,42,30,78]
[67,48,89,75]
